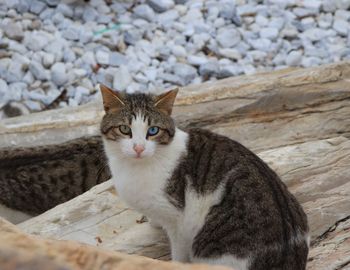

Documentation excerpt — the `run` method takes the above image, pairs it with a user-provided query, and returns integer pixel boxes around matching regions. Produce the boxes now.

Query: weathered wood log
[2,62,348,269]
[0,218,229,270]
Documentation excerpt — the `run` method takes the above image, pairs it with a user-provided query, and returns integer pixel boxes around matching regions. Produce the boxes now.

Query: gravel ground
[0,0,349,119]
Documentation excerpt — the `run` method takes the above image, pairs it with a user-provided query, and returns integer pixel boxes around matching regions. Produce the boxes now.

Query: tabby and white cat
[100,85,309,270]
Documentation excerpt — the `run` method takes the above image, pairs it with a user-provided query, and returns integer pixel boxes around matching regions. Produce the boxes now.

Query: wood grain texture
[1,218,229,270]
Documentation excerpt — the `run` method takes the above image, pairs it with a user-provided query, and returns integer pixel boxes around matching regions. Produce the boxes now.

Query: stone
[199,61,219,77]
[334,10,350,21]
[109,52,128,67]
[7,40,26,54]
[95,50,110,65]
[243,65,256,75]
[8,82,26,101]
[157,10,179,25]
[0,79,9,106]
[147,0,175,13]
[219,3,237,22]
[63,49,76,63]
[29,0,46,15]
[255,15,269,27]
[187,55,208,66]
[97,14,112,24]
[333,20,350,36]
[25,88,46,103]
[250,38,272,52]
[134,73,149,84]
[68,98,78,107]
[14,0,30,13]
[82,7,98,22]
[4,22,24,41]
[45,0,59,7]
[285,50,303,66]
[302,28,327,41]
[317,13,333,29]
[51,63,67,86]
[143,68,158,81]
[136,50,151,65]
[113,66,132,91]
[74,86,90,104]
[269,18,285,31]
[293,7,318,18]
[24,31,50,51]
[23,71,35,85]
[217,27,241,48]
[73,69,87,78]
[236,4,257,16]
[260,27,279,40]
[62,25,80,41]
[218,48,241,60]
[57,3,73,18]
[158,72,183,85]
[6,62,25,84]
[24,100,43,111]
[218,65,242,78]
[79,30,93,44]
[40,7,54,20]
[171,45,187,58]
[124,30,142,46]
[127,82,142,93]
[44,88,62,105]
[335,0,350,10]
[173,63,197,85]
[29,61,48,81]
[301,56,322,67]
[82,51,96,66]
[133,4,155,22]
[42,53,55,68]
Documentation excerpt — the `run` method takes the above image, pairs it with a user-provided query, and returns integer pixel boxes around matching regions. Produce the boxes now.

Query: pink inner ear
[100,84,125,112]
[155,89,178,115]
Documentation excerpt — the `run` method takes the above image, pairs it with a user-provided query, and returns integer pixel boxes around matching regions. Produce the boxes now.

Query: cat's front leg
[167,228,190,262]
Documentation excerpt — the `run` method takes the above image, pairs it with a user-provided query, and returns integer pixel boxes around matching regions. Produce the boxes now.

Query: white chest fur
[103,128,188,226]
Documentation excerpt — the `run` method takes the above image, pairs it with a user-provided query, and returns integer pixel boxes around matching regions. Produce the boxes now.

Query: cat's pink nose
[133,144,145,156]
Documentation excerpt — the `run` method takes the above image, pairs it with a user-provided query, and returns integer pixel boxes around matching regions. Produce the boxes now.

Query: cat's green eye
[147,126,159,136]
[119,125,131,135]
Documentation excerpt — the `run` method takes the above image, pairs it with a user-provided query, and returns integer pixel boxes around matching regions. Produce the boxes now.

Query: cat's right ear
[100,84,125,113]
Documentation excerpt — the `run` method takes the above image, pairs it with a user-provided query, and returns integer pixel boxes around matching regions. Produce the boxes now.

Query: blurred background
[0,0,349,119]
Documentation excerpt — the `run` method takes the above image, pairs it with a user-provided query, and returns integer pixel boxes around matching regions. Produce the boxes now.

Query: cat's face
[100,85,178,160]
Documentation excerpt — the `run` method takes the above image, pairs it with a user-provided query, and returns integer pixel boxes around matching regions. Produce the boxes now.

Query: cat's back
[183,128,308,234]
[176,128,309,270]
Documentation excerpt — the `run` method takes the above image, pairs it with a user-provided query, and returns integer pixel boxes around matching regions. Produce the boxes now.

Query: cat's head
[100,85,178,160]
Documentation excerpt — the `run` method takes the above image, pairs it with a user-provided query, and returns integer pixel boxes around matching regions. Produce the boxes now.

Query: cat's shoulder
[185,128,240,146]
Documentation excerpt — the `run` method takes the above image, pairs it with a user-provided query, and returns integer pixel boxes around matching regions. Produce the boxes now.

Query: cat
[0,136,110,218]
[100,84,309,270]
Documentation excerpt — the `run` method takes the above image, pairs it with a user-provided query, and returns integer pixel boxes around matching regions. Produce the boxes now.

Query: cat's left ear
[154,88,179,115]
[100,84,125,113]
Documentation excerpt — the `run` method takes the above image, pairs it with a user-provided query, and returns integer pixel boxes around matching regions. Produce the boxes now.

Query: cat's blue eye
[148,126,159,136]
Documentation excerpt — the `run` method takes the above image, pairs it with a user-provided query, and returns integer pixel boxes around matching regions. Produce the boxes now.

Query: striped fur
[0,136,110,215]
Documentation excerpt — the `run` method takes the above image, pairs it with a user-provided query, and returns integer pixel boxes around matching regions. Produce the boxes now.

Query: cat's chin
[125,153,153,160]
